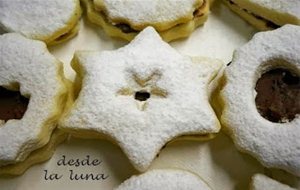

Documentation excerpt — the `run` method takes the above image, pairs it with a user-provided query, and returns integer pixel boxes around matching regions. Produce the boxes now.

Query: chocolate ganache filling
[228,0,280,29]
[255,69,300,123]
[114,0,206,34]
[0,86,29,122]
[115,23,138,34]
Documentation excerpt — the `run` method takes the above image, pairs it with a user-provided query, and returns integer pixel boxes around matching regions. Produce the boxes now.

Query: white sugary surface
[222,25,300,176]
[61,27,221,171]
[0,33,65,165]
[251,174,297,190]
[0,0,78,41]
[241,0,300,19]
[114,169,211,190]
[97,0,200,26]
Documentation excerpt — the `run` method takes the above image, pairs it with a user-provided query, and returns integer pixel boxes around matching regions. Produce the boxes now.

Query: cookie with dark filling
[0,0,81,45]
[0,87,29,123]
[223,0,300,30]
[255,69,300,123]
[81,0,209,42]
[220,25,300,177]
[0,33,69,175]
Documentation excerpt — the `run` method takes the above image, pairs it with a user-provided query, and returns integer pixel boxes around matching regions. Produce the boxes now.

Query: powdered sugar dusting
[221,25,300,176]
[0,0,79,42]
[61,27,221,171]
[97,0,201,28]
[251,174,297,190]
[246,0,300,19]
[0,33,66,166]
[114,169,211,190]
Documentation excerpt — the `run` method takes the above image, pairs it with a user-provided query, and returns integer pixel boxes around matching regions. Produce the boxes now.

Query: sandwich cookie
[82,0,209,41]
[220,25,300,176]
[0,129,67,176]
[223,0,300,30]
[0,0,81,45]
[60,27,222,171]
[0,33,68,174]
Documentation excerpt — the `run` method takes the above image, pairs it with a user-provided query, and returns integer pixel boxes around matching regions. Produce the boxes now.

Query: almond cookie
[220,25,300,176]
[223,0,300,30]
[0,33,68,172]
[81,0,209,41]
[0,0,81,45]
[250,174,297,190]
[114,169,211,190]
[60,27,221,171]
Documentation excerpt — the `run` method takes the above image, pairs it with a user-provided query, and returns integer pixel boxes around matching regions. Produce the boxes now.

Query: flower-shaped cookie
[221,25,300,176]
[0,33,67,168]
[114,169,211,190]
[0,0,81,45]
[82,0,209,41]
[61,27,221,171]
[223,0,300,30]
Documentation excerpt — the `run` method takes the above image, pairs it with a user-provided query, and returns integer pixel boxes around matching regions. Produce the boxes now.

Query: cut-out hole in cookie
[134,91,151,102]
[255,69,300,123]
[0,86,29,122]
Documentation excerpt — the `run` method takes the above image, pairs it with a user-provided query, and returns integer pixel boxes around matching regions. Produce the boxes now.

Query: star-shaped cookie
[60,27,221,171]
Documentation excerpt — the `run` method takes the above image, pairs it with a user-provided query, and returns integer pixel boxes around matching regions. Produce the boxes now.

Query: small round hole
[0,86,29,122]
[255,69,300,123]
[134,91,151,102]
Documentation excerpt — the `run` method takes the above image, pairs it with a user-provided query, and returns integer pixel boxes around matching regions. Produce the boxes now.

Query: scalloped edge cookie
[0,129,67,176]
[223,0,300,30]
[220,25,300,176]
[81,0,209,42]
[0,33,69,167]
[0,0,82,45]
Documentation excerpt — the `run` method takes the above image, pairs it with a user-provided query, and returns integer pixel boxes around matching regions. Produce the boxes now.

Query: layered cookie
[250,174,297,190]
[0,0,81,45]
[0,129,67,176]
[220,25,300,176]
[114,169,211,190]
[60,27,222,171]
[82,0,209,41]
[0,33,69,175]
[223,0,300,30]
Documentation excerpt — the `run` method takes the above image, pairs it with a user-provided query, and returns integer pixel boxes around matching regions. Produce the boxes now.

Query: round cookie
[220,25,300,176]
[250,174,297,190]
[0,33,68,168]
[114,169,211,190]
[0,0,81,45]
[81,0,209,41]
[223,0,300,30]
[60,27,222,171]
